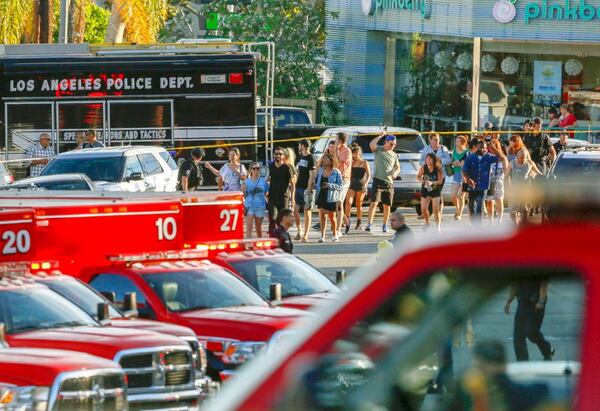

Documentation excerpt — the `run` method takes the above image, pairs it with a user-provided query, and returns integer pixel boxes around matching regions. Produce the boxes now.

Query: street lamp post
[58,0,71,43]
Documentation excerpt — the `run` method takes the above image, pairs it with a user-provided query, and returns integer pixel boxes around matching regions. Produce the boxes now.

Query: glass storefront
[387,35,473,144]
[479,41,600,141]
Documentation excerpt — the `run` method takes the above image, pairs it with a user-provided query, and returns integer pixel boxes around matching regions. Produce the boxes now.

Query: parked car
[313,127,426,212]
[2,173,94,191]
[40,146,179,192]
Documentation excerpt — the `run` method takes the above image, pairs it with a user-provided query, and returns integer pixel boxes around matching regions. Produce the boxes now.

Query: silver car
[313,127,426,213]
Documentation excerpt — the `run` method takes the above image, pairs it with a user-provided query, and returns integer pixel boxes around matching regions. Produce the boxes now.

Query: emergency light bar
[185,238,279,253]
[107,249,208,263]
[0,261,60,276]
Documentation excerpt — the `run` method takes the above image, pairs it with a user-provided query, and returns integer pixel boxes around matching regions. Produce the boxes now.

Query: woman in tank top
[344,144,371,233]
[417,153,444,232]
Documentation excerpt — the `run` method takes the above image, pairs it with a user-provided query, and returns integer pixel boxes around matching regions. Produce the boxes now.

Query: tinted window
[142,268,268,312]
[355,133,425,154]
[89,274,150,317]
[42,157,124,182]
[138,153,163,176]
[228,255,338,299]
[124,155,144,179]
[553,157,600,177]
[272,109,311,127]
[312,137,330,155]
[160,151,178,170]
[0,287,97,333]
[45,278,122,319]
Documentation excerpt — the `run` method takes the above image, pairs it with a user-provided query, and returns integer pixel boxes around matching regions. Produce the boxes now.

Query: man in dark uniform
[504,277,554,361]
[270,208,294,254]
[177,148,205,191]
[552,130,569,156]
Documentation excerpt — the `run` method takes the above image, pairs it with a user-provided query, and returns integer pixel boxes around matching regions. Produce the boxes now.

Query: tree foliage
[108,0,169,43]
[0,0,35,44]
[85,1,110,43]
[206,0,328,100]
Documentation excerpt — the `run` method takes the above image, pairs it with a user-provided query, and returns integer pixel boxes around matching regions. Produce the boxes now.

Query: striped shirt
[27,143,55,177]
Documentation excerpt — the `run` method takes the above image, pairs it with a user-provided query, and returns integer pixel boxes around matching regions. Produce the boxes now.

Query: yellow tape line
[167,129,595,151]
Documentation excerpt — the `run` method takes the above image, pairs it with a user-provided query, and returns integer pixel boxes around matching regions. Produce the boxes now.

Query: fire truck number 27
[155,210,240,240]
[1,229,31,255]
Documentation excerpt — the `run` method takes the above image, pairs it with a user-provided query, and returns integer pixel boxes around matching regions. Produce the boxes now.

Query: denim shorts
[452,172,462,184]
[246,205,266,218]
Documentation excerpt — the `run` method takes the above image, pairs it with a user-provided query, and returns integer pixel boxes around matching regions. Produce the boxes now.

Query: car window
[124,155,144,180]
[273,109,311,127]
[355,133,425,154]
[228,255,337,299]
[138,153,163,176]
[276,267,583,411]
[42,157,123,182]
[159,151,178,170]
[552,157,600,178]
[45,279,122,319]
[89,273,152,318]
[313,137,330,155]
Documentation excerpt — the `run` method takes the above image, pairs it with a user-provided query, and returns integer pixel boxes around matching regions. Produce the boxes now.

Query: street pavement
[293,207,582,366]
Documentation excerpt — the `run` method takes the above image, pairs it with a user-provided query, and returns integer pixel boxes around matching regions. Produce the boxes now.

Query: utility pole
[58,0,71,43]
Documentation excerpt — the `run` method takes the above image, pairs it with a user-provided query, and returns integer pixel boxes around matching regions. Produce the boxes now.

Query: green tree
[84,1,110,43]
[205,0,329,100]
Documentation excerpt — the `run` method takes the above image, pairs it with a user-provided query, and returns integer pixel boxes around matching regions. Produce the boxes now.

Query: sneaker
[294,233,301,241]
[417,215,424,220]
[313,223,321,230]
[318,237,325,243]
[355,219,362,230]
[382,224,389,233]
[543,346,555,361]
[332,236,339,242]
[345,224,350,234]
[365,224,372,232]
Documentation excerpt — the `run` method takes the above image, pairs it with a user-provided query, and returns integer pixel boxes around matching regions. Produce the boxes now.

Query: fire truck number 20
[1,229,31,255]
[155,210,239,241]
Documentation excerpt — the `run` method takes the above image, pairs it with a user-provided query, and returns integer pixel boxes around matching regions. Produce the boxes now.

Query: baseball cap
[191,148,205,158]
[385,134,396,142]
[484,122,494,130]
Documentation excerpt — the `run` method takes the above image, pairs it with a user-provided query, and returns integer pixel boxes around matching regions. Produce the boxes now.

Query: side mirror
[123,292,139,318]
[0,323,6,348]
[128,172,143,181]
[100,291,116,303]
[270,283,282,303]
[97,302,110,324]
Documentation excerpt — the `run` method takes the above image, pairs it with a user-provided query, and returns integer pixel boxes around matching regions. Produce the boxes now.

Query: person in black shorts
[417,153,444,231]
[344,144,371,233]
[294,139,316,242]
[268,147,296,234]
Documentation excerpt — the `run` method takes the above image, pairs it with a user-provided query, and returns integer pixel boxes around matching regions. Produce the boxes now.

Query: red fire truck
[204,196,594,410]
[0,346,127,410]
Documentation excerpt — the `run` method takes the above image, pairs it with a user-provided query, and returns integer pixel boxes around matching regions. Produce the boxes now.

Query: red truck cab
[209,243,340,310]
[205,219,596,411]
[78,255,307,382]
[0,346,126,410]
[0,277,201,410]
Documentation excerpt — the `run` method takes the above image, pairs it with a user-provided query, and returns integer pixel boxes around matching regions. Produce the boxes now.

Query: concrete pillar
[471,37,482,131]
[384,36,397,125]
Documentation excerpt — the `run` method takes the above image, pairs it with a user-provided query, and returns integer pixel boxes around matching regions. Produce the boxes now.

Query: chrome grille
[51,369,126,411]
[117,346,194,392]
[183,337,207,377]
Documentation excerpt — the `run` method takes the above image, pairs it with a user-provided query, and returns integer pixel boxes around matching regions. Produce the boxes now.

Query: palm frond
[0,0,34,44]
[112,0,168,44]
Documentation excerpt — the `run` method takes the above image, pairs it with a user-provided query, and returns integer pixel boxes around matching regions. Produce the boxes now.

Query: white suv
[40,146,179,192]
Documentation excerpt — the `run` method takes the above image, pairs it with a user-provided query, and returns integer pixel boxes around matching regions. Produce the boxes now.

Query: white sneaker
[318,237,325,243]
[332,236,339,242]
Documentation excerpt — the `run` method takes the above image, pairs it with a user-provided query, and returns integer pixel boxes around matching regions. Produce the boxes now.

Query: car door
[138,153,164,191]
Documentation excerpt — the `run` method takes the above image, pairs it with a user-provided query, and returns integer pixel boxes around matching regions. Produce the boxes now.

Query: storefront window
[393,35,473,142]
[479,41,600,141]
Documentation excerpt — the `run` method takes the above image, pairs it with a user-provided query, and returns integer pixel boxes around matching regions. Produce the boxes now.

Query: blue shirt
[462,152,498,191]
[244,177,268,210]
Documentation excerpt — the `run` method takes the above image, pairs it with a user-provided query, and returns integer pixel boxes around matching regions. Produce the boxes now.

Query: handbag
[444,164,455,177]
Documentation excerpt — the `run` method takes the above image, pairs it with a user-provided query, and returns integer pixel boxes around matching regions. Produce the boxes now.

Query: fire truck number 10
[1,230,31,255]
[156,217,178,241]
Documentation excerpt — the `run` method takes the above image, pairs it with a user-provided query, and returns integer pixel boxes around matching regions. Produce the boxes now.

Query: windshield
[41,157,124,182]
[143,268,269,312]
[355,134,425,154]
[257,109,311,127]
[0,287,98,333]
[228,255,338,299]
[45,279,122,320]
[552,157,600,177]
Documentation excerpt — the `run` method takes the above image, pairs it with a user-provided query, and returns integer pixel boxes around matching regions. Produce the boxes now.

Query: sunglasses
[251,166,260,170]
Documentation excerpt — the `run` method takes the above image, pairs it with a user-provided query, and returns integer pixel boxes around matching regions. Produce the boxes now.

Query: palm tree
[0,0,35,44]
[105,0,168,43]
[69,0,89,43]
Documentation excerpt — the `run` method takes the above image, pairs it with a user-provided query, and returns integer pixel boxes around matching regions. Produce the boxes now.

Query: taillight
[228,73,243,85]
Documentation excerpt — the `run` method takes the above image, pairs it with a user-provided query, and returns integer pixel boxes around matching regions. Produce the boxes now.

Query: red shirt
[559,113,577,128]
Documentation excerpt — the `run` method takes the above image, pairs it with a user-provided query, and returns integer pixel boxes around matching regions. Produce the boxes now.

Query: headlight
[0,385,50,411]
[221,341,266,364]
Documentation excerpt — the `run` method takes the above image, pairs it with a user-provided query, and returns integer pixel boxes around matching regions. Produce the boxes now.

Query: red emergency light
[228,73,243,85]
[185,238,278,254]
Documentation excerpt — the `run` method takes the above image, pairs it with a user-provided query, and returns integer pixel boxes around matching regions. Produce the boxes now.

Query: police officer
[177,148,205,191]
